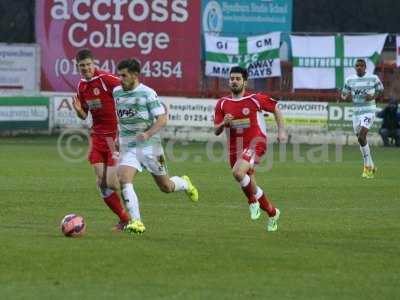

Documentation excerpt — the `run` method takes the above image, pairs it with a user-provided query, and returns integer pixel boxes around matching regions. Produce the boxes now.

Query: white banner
[205,32,281,79]
[291,34,387,89]
[163,97,216,127]
[53,96,90,129]
[0,44,40,91]
[0,106,48,121]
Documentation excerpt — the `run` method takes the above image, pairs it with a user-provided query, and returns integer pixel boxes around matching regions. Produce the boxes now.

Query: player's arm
[341,81,352,101]
[273,106,287,143]
[214,114,234,136]
[72,94,88,120]
[214,100,233,136]
[137,113,167,142]
[136,93,166,141]
[365,76,383,101]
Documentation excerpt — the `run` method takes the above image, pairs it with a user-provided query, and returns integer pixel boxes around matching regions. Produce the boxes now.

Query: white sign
[53,96,90,128]
[163,97,216,127]
[0,44,40,91]
[277,101,328,120]
[0,106,48,121]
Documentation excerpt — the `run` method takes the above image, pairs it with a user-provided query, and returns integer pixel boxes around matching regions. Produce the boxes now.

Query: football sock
[170,176,189,192]
[255,186,276,217]
[121,183,141,221]
[99,188,130,222]
[239,174,257,204]
[360,144,374,167]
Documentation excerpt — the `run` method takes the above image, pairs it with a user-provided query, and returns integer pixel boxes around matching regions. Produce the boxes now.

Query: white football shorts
[119,144,167,176]
[352,113,375,134]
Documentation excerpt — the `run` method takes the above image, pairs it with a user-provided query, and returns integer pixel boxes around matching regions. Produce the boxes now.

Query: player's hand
[112,151,120,161]
[223,114,234,126]
[277,129,288,143]
[72,95,82,112]
[136,132,150,142]
[114,138,120,152]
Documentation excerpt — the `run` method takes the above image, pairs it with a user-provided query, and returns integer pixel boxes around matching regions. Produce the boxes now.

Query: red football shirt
[214,93,277,154]
[77,69,120,135]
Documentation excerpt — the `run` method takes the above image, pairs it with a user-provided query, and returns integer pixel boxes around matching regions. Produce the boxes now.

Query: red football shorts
[88,133,117,166]
[229,143,267,169]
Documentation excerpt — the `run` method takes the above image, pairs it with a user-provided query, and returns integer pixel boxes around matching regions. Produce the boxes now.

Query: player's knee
[232,169,245,182]
[358,135,366,145]
[117,172,130,185]
[96,177,105,189]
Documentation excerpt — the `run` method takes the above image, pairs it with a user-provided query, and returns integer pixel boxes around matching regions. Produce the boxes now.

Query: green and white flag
[290,34,387,89]
[205,32,281,79]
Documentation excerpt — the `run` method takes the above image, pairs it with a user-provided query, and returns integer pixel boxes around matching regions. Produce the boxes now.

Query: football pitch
[0,136,399,299]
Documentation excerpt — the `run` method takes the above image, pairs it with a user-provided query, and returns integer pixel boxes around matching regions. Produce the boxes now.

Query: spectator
[377,98,400,147]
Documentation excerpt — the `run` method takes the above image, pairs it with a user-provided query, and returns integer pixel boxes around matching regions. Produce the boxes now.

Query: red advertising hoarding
[36,1,201,95]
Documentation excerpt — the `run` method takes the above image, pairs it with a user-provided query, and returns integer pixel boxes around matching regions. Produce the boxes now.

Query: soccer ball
[60,214,86,237]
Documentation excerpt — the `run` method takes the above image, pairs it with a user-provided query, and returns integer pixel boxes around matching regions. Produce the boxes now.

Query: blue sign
[202,0,293,36]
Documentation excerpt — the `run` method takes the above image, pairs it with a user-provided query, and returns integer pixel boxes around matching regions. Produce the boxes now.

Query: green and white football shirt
[113,83,166,149]
[342,73,383,117]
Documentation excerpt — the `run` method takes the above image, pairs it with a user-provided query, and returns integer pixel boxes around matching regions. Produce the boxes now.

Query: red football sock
[103,192,130,222]
[256,190,276,217]
[239,175,257,204]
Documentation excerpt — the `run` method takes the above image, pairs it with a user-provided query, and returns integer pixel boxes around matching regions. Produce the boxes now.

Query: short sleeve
[214,99,224,125]
[256,94,277,112]
[147,91,165,116]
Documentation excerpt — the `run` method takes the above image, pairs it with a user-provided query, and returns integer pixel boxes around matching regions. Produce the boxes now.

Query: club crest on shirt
[93,88,100,96]
[242,107,250,116]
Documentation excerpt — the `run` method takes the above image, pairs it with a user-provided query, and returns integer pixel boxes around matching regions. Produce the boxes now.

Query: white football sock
[170,176,188,192]
[360,144,374,167]
[122,183,141,221]
[255,186,263,200]
[239,174,250,187]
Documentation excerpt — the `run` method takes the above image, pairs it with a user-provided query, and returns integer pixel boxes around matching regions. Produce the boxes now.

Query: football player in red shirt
[72,49,130,230]
[214,66,287,232]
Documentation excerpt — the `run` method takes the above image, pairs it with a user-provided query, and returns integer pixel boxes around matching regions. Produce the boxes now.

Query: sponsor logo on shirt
[87,99,102,110]
[117,108,137,118]
[231,118,250,129]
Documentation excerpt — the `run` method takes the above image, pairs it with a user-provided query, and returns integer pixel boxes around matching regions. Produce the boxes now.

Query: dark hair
[75,49,94,62]
[117,58,141,74]
[230,66,248,80]
[356,58,366,66]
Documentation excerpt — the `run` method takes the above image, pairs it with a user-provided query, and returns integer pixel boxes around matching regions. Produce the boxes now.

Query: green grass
[0,136,399,299]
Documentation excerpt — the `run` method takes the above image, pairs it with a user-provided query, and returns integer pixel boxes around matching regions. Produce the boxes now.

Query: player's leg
[92,148,130,226]
[142,147,199,201]
[231,157,261,219]
[250,172,280,231]
[357,114,376,178]
[104,164,131,230]
[250,173,277,217]
[117,150,145,233]
[150,174,198,201]
[89,135,130,226]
